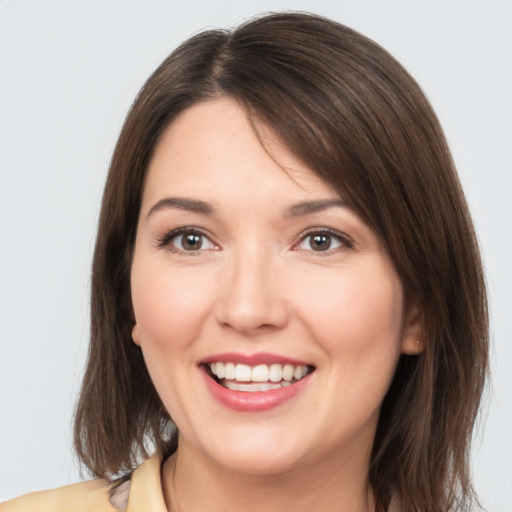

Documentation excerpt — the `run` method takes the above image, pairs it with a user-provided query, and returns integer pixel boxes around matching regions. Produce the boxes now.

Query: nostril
[214,267,289,334]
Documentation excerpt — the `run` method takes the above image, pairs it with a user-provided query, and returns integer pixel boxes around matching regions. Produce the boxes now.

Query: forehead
[142,99,341,209]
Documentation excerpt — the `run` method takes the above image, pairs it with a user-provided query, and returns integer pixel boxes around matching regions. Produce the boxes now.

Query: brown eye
[309,234,334,251]
[296,230,348,252]
[179,233,203,250]
[167,230,216,252]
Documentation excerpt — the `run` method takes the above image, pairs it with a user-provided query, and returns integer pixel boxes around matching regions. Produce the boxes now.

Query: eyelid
[293,228,353,252]
[155,226,352,255]
[156,226,219,253]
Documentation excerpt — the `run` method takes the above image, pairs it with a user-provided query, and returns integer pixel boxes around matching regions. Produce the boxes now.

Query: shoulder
[0,453,166,512]
[0,478,115,512]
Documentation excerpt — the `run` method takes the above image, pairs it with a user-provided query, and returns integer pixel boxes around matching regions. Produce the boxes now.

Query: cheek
[130,260,215,415]
[295,264,404,435]
[132,262,211,337]
[296,261,404,364]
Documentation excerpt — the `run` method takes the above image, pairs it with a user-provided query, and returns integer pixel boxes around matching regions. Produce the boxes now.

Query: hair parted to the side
[74,12,488,511]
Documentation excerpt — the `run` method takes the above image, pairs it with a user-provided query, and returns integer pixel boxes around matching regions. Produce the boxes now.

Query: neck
[162,437,375,512]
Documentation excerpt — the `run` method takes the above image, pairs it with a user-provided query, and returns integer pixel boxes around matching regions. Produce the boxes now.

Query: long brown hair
[74,12,489,511]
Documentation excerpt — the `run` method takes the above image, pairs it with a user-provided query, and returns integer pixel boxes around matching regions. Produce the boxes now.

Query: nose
[214,249,289,335]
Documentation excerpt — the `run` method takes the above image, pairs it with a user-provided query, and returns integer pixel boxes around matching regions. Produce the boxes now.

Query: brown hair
[74,12,488,511]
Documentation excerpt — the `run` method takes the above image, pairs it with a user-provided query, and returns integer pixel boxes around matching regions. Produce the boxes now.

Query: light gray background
[1,0,511,509]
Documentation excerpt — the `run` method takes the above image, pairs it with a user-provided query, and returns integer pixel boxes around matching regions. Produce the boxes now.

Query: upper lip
[200,352,312,367]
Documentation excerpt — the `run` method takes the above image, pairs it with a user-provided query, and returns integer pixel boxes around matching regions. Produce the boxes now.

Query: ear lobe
[132,324,141,346]
[401,304,425,355]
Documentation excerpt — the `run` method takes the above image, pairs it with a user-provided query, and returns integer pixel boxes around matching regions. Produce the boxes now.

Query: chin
[209,447,303,476]
[186,427,308,476]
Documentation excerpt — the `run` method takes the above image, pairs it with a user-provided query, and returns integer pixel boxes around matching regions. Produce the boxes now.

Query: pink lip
[200,364,313,413]
[200,352,311,366]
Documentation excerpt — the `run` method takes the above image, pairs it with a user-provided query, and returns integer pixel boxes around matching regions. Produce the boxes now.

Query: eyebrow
[147,197,348,219]
[147,197,216,218]
[284,199,349,218]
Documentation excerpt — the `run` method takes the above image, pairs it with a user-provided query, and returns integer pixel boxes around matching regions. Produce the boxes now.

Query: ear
[132,323,141,346]
[400,303,425,355]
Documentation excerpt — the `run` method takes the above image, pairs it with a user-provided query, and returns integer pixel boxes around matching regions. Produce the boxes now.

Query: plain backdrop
[0,0,511,509]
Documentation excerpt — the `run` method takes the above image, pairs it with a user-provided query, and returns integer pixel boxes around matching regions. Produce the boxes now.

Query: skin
[130,99,422,512]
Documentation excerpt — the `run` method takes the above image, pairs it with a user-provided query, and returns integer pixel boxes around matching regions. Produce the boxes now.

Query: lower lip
[201,368,311,412]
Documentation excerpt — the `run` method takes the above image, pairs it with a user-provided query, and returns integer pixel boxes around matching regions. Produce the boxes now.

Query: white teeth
[269,364,283,382]
[209,362,311,389]
[235,364,252,382]
[283,364,294,382]
[225,381,282,392]
[224,362,235,380]
[252,364,269,382]
[215,362,225,379]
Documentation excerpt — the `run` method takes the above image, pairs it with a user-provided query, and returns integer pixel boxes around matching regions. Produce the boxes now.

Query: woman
[1,12,488,512]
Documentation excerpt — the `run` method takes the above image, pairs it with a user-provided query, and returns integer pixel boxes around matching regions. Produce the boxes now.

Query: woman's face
[131,99,421,475]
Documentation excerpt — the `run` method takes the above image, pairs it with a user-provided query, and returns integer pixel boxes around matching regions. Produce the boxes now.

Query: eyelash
[156,227,353,255]
[156,227,217,255]
[294,228,353,253]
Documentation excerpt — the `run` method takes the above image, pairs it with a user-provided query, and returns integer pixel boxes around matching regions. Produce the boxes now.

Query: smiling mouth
[205,362,315,392]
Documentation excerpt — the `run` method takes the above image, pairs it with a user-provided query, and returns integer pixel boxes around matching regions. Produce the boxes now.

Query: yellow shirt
[0,453,167,512]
